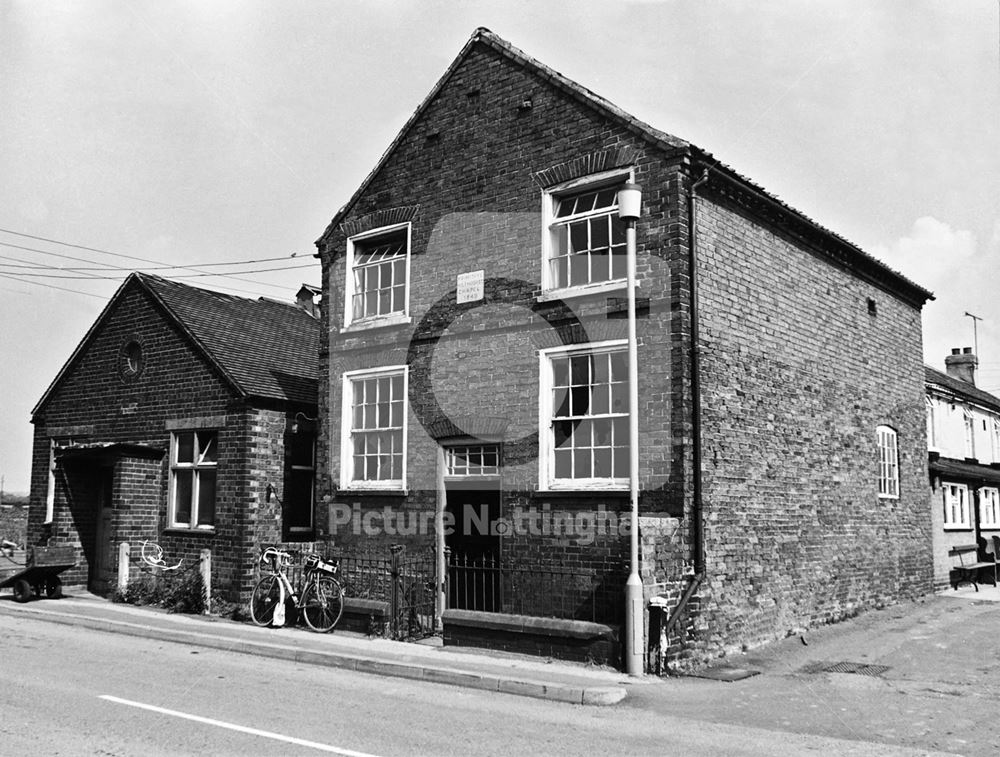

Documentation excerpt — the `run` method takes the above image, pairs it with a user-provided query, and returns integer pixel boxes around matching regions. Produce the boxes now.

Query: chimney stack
[945,347,978,385]
[295,284,321,318]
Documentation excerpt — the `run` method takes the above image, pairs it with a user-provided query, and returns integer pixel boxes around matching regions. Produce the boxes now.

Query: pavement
[0,588,634,706]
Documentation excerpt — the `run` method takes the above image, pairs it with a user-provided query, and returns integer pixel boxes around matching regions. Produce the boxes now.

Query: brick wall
[692,187,931,660]
[28,281,314,604]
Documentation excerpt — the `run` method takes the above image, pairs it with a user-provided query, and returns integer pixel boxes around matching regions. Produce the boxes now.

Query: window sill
[534,489,629,500]
[340,314,412,334]
[943,525,973,531]
[163,527,216,536]
[538,483,629,493]
[536,280,627,302]
[336,488,408,497]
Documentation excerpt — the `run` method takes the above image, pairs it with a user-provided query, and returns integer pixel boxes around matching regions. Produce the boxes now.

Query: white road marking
[99,695,382,756]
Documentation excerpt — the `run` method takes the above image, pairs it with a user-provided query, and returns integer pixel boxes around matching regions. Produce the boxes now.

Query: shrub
[209,597,249,622]
[113,568,205,614]
[113,573,165,606]
[162,569,206,614]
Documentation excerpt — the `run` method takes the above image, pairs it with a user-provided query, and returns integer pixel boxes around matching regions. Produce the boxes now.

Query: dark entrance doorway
[443,444,501,612]
[90,467,115,596]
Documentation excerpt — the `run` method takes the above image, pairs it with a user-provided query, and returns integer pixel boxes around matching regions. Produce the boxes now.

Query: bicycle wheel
[249,574,282,627]
[301,576,344,633]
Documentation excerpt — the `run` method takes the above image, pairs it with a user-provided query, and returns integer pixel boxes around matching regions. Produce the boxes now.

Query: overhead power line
[0,252,312,299]
[0,243,301,272]
[0,247,315,280]
[0,226,182,263]
[0,266,304,302]
[0,272,107,300]
[0,267,316,303]
[1,262,317,280]
[0,227,317,294]
[0,240,139,268]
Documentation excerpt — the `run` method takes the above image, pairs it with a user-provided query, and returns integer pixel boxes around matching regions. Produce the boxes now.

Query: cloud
[141,235,177,257]
[17,198,49,223]
[871,216,976,291]
[874,216,1000,370]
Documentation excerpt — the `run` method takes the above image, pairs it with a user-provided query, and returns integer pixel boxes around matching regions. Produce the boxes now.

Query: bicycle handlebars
[258,546,337,575]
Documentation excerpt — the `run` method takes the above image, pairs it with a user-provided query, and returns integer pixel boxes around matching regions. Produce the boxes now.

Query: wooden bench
[949,544,997,591]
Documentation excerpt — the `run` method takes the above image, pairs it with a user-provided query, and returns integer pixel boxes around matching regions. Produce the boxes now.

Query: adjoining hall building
[314,28,934,667]
[925,349,1000,587]
[27,273,320,602]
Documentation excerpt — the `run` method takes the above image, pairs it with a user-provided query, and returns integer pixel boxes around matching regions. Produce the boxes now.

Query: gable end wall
[27,285,315,602]
[692,188,931,657]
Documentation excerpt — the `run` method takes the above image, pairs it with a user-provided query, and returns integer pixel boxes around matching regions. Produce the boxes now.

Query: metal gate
[337,545,438,640]
[389,545,436,639]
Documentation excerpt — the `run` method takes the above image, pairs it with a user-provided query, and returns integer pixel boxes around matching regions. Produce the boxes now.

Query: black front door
[445,482,500,612]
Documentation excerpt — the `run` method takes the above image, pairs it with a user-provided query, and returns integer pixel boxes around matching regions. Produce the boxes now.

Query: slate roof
[33,273,319,415]
[925,365,1000,416]
[317,27,932,307]
[139,274,319,405]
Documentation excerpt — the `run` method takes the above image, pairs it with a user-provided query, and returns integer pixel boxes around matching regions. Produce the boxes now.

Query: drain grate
[802,660,890,677]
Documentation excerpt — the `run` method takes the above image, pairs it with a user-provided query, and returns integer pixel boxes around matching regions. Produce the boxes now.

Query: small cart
[0,546,76,602]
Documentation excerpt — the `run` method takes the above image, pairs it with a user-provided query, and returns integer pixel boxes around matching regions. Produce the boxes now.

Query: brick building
[925,349,1000,587]
[27,273,319,601]
[315,28,934,667]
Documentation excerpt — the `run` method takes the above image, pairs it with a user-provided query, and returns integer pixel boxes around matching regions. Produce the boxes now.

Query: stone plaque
[456,270,485,304]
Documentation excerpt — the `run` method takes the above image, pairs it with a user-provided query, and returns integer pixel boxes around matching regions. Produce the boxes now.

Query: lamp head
[617,183,642,221]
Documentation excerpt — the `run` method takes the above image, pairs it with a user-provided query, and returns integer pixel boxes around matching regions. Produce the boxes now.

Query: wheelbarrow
[0,545,76,602]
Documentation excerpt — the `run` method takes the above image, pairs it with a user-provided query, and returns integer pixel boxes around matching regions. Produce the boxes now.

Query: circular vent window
[119,340,145,382]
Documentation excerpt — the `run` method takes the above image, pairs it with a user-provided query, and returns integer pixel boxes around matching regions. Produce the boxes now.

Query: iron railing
[446,550,625,626]
[254,544,624,636]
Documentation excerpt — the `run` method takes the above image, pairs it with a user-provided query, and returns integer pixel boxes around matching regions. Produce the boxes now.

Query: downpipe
[662,167,711,657]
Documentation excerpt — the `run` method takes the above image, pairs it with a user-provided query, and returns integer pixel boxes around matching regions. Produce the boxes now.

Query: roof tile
[139,274,319,405]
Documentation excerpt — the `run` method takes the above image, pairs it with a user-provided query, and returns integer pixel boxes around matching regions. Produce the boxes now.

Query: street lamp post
[618,182,643,676]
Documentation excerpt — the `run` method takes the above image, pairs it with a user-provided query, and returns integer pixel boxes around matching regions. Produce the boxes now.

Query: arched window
[876,425,899,499]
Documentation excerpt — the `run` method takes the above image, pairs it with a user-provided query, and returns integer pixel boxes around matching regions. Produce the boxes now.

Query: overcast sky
[1,1,997,493]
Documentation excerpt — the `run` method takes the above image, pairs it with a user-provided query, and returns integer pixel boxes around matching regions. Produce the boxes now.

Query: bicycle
[249,547,344,633]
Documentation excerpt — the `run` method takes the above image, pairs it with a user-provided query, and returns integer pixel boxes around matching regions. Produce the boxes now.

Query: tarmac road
[0,611,949,756]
